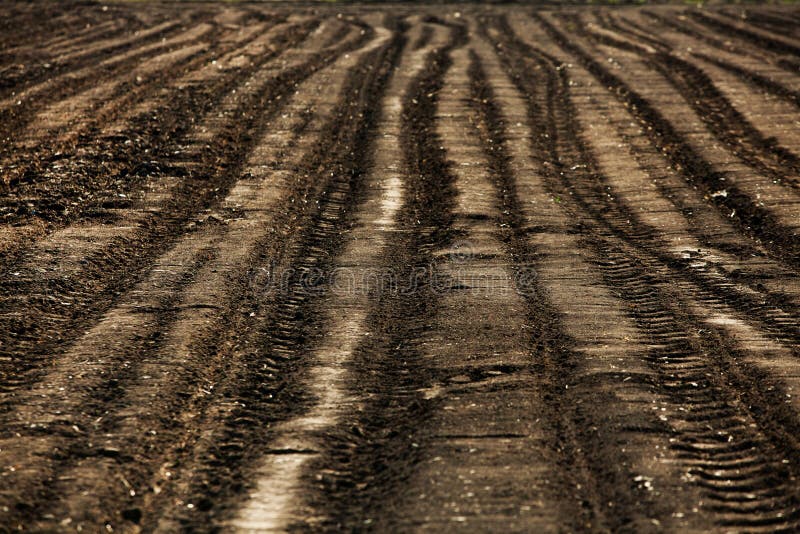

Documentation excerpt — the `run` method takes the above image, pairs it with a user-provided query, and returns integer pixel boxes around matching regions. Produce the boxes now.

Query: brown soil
[1,2,800,532]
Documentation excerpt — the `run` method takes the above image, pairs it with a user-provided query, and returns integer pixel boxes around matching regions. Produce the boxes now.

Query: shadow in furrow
[295,18,469,532]
[467,47,663,532]
[533,13,800,273]
[154,20,407,532]
[0,19,367,406]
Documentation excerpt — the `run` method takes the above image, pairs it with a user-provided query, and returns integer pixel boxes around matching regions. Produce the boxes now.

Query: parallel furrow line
[293,18,471,531]
[577,12,800,192]
[0,19,365,405]
[491,13,800,530]
[533,12,800,272]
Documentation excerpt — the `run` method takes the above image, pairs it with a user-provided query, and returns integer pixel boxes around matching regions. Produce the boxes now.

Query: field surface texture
[1,1,800,531]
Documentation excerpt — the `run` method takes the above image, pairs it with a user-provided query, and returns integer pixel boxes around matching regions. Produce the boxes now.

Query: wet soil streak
[300,20,467,530]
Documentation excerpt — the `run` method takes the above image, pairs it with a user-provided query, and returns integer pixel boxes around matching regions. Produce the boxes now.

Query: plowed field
[2,2,800,531]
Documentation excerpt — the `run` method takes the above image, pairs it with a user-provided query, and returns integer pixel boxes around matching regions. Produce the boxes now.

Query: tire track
[577,12,800,192]
[552,8,800,366]
[640,8,800,76]
[230,20,439,531]
[574,12,800,300]
[0,16,393,533]
[488,13,800,530]
[0,14,187,100]
[500,12,800,382]
[393,41,601,531]
[0,15,194,145]
[292,17,469,531]
[626,9,800,111]
[486,15,800,356]
[474,21,713,530]
[687,10,800,62]
[532,12,800,272]
[0,19,361,405]
[2,5,799,530]
[562,45,800,348]
[0,17,325,378]
[0,10,253,176]
[144,17,407,532]
[591,246,800,531]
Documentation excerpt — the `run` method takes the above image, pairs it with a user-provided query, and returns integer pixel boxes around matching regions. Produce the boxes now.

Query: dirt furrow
[0,16,328,252]
[502,11,800,393]
[144,18,406,532]
[0,5,146,75]
[640,8,800,75]
[488,15,800,360]
[689,51,800,111]
[626,10,800,110]
[0,17,394,532]
[717,7,800,40]
[14,21,218,148]
[0,16,188,122]
[545,16,800,342]
[0,3,117,54]
[105,12,302,136]
[577,12,800,192]
[0,14,289,215]
[374,42,575,532]
[687,10,800,62]
[533,12,800,273]
[1,5,799,531]
[1,19,124,68]
[0,19,362,406]
[0,16,310,237]
[0,11,260,172]
[231,21,441,531]
[487,13,800,530]
[287,18,470,531]
[0,14,191,101]
[476,21,713,531]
